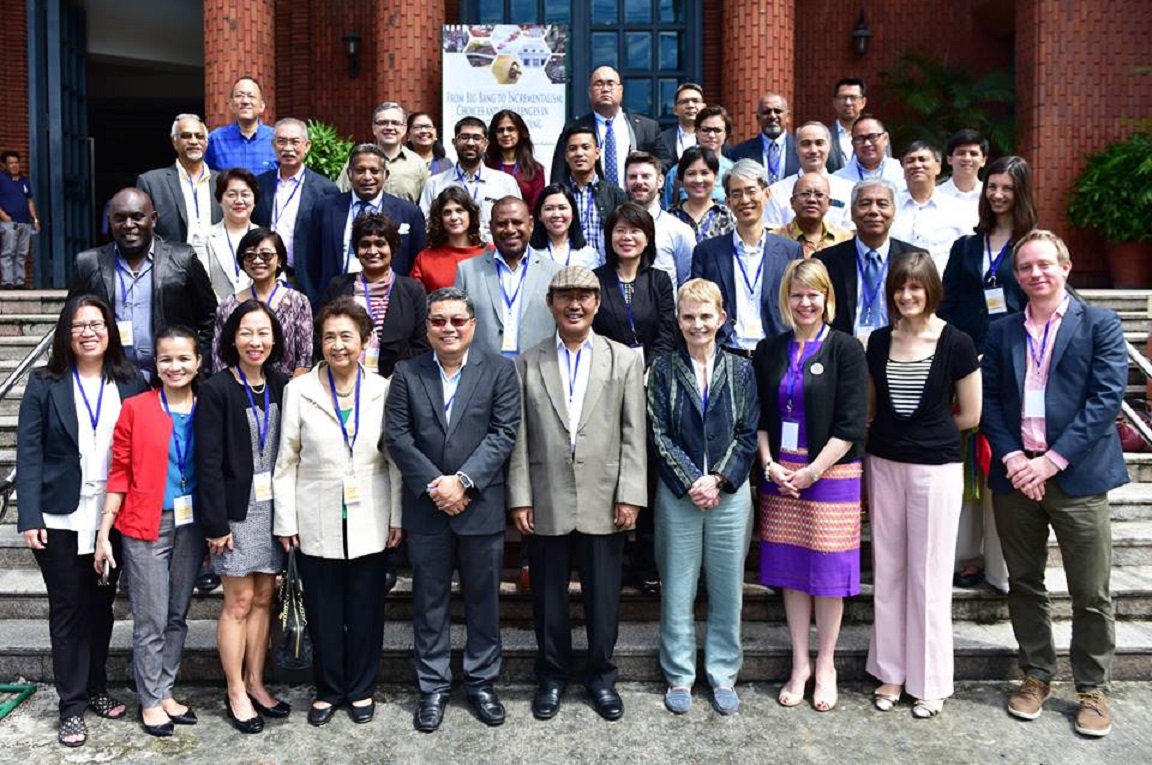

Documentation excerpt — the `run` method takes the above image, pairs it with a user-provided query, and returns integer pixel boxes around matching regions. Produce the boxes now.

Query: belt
[723,347,754,359]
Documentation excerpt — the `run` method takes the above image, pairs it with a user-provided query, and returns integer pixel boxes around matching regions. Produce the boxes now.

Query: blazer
[827,124,849,174]
[68,237,219,364]
[385,350,521,536]
[591,264,676,367]
[939,233,1028,354]
[690,231,803,346]
[194,367,288,539]
[252,167,341,274]
[106,389,179,542]
[321,272,430,377]
[752,328,868,464]
[655,126,680,171]
[202,221,254,300]
[136,164,223,244]
[815,237,920,335]
[727,134,801,179]
[646,347,759,498]
[454,249,561,357]
[980,298,1129,497]
[303,190,427,305]
[549,110,670,186]
[507,333,647,535]
[272,364,402,560]
[16,370,148,531]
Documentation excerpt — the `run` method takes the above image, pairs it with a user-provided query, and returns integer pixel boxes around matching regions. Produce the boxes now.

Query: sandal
[89,691,127,719]
[873,685,902,712]
[58,715,87,747]
[813,670,838,712]
[777,673,810,708]
[912,698,944,718]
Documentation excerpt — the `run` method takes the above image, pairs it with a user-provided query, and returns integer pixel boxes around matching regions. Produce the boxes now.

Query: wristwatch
[456,471,477,497]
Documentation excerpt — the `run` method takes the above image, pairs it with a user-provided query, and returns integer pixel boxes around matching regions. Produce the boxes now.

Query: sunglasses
[428,316,472,328]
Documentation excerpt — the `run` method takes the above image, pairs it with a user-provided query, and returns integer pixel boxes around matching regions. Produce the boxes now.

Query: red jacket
[107,389,176,542]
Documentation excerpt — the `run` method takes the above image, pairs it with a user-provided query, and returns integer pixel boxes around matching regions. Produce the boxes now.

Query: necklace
[336,387,355,398]
[249,381,266,394]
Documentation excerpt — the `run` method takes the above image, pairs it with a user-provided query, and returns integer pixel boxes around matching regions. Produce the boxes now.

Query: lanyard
[785,324,827,413]
[327,366,361,457]
[547,241,572,267]
[72,367,105,432]
[360,272,395,327]
[733,239,765,297]
[856,253,888,320]
[617,279,640,345]
[236,366,271,456]
[160,388,195,489]
[984,235,1012,285]
[225,226,249,277]
[186,172,203,221]
[115,256,147,306]
[252,280,281,307]
[439,365,460,418]
[564,346,583,403]
[456,166,481,202]
[272,174,303,229]
[495,258,530,310]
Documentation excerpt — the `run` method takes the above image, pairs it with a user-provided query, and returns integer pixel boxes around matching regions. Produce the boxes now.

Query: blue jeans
[655,479,752,689]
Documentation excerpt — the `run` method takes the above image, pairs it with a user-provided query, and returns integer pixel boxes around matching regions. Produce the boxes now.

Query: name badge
[342,474,361,505]
[252,471,273,503]
[173,495,195,526]
[117,320,135,346]
[500,329,517,353]
[984,287,1008,315]
[781,421,800,452]
[1024,388,1046,418]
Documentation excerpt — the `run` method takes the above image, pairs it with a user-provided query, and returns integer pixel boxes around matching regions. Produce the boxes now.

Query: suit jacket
[68,237,219,363]
[591,264,676,367]
[655,126,680,171]
[980,298,1129,497]
[386,350,521,536]
[549,110,670,186]
[136,164,223,244]
[454,249,560,357]
[939,233,1028,354]
[304,191,427,305]
[321,272,430,378]
[252,167,340,275]
[508,333,647,535]
[815,237,920,335]
[16,370,147,531]
[728,134,801,179]
[690,231,803,346]
[827,124,850,174]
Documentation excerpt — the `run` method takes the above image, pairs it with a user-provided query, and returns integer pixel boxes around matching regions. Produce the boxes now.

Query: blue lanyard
[225,226,249,277]
[733,239,765,296]
[456,166,481,201]
[856,254,889,320]
[984,235,1012,286]
[345,198,380,271]
[160,388,195,489]
[327,366,361,456]
[617,279,640,346]
[573,182,596,228]
[547,241,572,267]
[272,174,303,229]
[186,172,203,220]
[564,346,583,402]
[72,367,104,432]
[360,273,395,327]
[785,325,827,413]
[236,366,271,456]
[252,280,281,307]
[115,256,147,307]
[495,258,529,310]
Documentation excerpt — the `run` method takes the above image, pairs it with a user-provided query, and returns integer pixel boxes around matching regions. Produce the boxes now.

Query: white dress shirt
[176,162,214,256]
[890,190,972,272]
[676,127,696,158]
[595,112,632,186]
[935,177,981,231]
[495,252,530,354]
[343,191,387,272]
[833,121,855,168]
[763,172,856,231]
[556,332,595,451]
[435,350,469,425]
[833,156,907,189]
[527,243,601,271]
[271,167,306,268]
[854,237,893,331]
[732,231,767,350]
[419,164,522,244]
[648,204,696,286]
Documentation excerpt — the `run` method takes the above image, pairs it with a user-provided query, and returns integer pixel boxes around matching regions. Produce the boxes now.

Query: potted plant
[1067,133,1152,288]
[304,120,355,182]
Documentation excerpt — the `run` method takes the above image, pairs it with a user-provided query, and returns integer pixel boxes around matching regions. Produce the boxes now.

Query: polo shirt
[205,122,278,175]
[0,174,34,223]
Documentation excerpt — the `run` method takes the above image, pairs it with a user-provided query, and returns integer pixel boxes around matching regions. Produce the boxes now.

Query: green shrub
[1067,133,1152,244]
[305,120,355,181]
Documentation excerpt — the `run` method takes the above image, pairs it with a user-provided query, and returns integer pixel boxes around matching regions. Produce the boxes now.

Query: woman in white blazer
[202,168,259,301]
[273,296,402,727]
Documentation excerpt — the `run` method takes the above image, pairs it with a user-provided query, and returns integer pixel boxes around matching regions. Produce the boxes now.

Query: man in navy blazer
[690,159,802,350]
[385,287,521,732]
[304,143,426,304]
[252,118,340,283]
[980,230,1127,738]
[726,93,800,184]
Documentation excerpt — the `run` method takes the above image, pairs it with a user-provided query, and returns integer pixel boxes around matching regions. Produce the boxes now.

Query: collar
[1024,291,1071,326]
[433,350,470,378]
[352,190,385,208]
[732,229,767,254]
[175,162,209,184]
[455,163,483,182]
[555,330,595,352]
[235,120,265,139]
[854,236,891,261]
[898,189,938,209]
[594,111,622,127]
[785,219,835,241]
[570,175,599,192]
[115,240,156,267]
[383,145,415,163]
[494,250,527,271]
[760,133,786,149]
[278,165,306,183]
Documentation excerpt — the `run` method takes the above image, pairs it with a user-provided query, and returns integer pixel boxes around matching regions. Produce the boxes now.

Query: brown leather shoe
[1075,690,1111,737]
[1007,676,1051,720]
[517,565,531,593]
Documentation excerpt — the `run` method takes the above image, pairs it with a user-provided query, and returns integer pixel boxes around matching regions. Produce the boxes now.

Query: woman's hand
[93,534,117,576]
[386,527,403,549]
[277,535,300,552]
[766,463,801,499]
[688,474,723,511]
[789,466,819,493]
[207,533,234,556]
[23,529,47,550]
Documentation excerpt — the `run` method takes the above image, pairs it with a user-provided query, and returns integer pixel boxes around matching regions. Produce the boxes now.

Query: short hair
[231,76,263,97]
[676,278,724,314]
[778,259,836,330]
[694,105,732,136]
[851,113,885,134]
[44,294,137,382]
[427,287,476,318]
[564,124,598,146]
[677,145,719,179]
[273,117,309,139]
[624,150,662,175]
[603,202,657,272]
[902,139,942,164]
[946,129,989,158]
[723,158,769,194]
[351,212,401,257]
[315,296,374,344]
[834,77,868,97]
[428,186,483,248]
[348,142,387,165]
[152,326,202,391]
[885,250,942,320]
[796,120,833,144]
[372,101,407,122]
[977,155,1038,241]
[851,179,898,207]
[214,167,260,205]
[235,227,286,276]
[674,82,704,102]
[454,116,487,136]
[529,183,588,250]
[0,150,21,163]
[216,299,286,369]
[1012,229,1072,269]
[170,113,206,140]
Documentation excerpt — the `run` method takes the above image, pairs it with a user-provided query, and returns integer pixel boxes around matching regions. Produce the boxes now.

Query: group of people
[13,66,1127,748]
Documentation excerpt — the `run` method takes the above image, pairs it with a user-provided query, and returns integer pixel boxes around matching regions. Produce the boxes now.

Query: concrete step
[0,386,25,415]
[1,617,1150,684]
[1124,453,1152,483]
[1078,288,1152,315]
[0,290,68,318]
[1115,310,1150,335]
[0,336,48,363]
[0,314,57,337]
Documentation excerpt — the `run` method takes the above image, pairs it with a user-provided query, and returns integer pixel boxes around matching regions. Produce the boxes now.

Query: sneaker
[1075,691,1111,737]
[711,687,739,715]
[664,687,691,714]
[1007,676,1051,720]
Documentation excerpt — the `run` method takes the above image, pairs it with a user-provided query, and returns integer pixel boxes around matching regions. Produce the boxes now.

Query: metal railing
[0,329,54,522]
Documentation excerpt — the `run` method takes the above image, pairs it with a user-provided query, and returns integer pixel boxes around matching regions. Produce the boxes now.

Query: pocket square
[399,223,411,235]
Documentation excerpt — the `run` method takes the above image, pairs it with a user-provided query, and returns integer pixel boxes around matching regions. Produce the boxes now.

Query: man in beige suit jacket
[509,266,647,724]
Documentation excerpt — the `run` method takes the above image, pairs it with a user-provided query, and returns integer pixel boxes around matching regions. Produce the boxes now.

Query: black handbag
[273,550,312,670]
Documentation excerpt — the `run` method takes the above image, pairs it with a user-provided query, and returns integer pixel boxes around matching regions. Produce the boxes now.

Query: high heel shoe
[225,695,264,734]
[777,673,811,707]
[813,671,838,712]
[873,686,903,712]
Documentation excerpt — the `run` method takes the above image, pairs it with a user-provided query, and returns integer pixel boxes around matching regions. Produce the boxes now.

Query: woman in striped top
[863,251,981,719]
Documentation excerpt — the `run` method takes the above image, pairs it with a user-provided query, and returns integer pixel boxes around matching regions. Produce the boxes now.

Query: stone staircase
[1,289,1151,685]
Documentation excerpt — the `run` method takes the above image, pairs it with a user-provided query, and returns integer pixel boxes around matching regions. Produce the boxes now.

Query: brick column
[203,0,278,130]
[0,1,29,159]
[376,1,446,118]
[721,0,794,141]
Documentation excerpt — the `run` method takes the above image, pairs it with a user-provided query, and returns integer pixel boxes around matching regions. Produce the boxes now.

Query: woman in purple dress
[753,258,868,713]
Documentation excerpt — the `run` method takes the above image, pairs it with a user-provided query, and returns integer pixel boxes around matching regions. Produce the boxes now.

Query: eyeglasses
[851,132,886,146]
[676,96,703,106]
[835,94,863,102]
[373,119,404,128]
[591,80,620,90]
[758,108,786,116]
[456,134,486,144]
[792,190,829,201]
[428,316,473,328]
[698,126,726,135]
[178,132,206,141]
[223,190,254,200]
[411,123,435,132]
[70,320,108,335]
[243,250,278,263]
[274,137,305,147]
[727,187,762,201]
[232,91,260,102]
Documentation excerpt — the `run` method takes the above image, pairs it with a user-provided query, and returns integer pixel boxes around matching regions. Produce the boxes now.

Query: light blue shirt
[854,237,893,330]
[435,351,468,425]
[662,154,734,209]
[162,412,197,509]
[113,244,155,375]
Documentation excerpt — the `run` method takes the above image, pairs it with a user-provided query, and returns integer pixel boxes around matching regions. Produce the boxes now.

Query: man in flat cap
[508,266,647,723]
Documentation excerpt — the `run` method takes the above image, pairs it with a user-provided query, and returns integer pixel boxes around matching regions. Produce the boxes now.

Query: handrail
[0,328,54,522]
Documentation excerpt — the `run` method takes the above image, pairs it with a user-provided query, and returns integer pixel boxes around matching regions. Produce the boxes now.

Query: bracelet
[806,466,819,483]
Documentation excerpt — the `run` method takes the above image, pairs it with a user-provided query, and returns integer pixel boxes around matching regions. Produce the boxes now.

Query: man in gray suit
[509,266,647,723]
[136,114,223,255]
[454,197,560,358]
[386,287,521,733]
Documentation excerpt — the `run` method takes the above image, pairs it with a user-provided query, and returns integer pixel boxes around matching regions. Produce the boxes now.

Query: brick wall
[376,1,446,122]
[203,0,278,131]
[0,0,29,160]
[719,0,795,142]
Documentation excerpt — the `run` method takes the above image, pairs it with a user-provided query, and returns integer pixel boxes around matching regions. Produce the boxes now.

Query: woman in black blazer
[321,213,429,378]
[16,294,147,747]
[195,300,290,733]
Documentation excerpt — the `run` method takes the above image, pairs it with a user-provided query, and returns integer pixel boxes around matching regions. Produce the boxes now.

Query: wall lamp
[852,12,872,57]
[343,31,362,78]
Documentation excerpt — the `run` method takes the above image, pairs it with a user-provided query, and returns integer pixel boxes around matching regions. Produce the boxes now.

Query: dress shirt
[114,244,156,373]
[676,128,696,158]
[204,121,278,175]
[833,121,855,169]
[833,156,906,188]
[650,206,696,286]
[435,350,469,425]
[527,243,601,270]
[595,112,631,186]
[495,252,529,355]
[271,167,305,268]
[420,164,521,245]
[772,219,853,258]
[889,190,971,273]
[175,162,214,256]
[555,332,595,450]
[382,146,430,204]
[935,177,981,230]
[853,237,892,331]
[343,191,387,272]
[570,178,605,257]
[732,231,767,350]
[1011,293,1071,469]
[760,134,788,183]
[763,172,855,230]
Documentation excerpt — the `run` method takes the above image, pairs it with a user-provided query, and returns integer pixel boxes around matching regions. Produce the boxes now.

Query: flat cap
[548,266,600,292]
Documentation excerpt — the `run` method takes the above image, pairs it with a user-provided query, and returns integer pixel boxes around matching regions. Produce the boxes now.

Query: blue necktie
[768,140,781,184]
[603,118,619,186]
[863,249,881,323]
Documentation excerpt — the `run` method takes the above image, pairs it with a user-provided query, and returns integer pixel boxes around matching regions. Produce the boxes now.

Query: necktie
[768,140,781,184]
[354,200,367,220]
[603,118,619,186]
[863,249,881,322]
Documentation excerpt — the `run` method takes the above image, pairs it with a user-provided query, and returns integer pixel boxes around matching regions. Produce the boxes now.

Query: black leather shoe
[414,692,450,732]
[248,694,291,719]
[349,700,375,724]
[466,687,505,727]
[139,706,174,738]
[587,686,624,721]
[307,703,337,727]
[383,571,398,594]
[225,695,264,734]
[166,707,197,725]
[532,683,565,720]
[195,571,221,594]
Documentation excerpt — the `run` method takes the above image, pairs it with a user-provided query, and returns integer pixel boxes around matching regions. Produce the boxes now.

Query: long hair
[484,110,538,181]
[528,183,588,250]
[975,155,1037,241]
[427,186,483,248]
[405,111,446,160]
[44,294,138,382]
